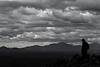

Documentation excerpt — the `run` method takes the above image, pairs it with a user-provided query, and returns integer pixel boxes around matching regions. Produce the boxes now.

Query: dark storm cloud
[66,0,100,10]
[0,0,76,9]
[0,0,100,10]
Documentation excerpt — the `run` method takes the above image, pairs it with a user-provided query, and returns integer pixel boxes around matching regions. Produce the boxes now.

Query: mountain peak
[47,42,72,47]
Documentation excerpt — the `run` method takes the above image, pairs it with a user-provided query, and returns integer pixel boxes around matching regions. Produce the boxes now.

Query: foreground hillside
[0,42,99,67]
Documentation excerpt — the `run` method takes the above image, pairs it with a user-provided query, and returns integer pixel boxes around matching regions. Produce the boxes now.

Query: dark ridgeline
[81,38,90,58]
[0,39,100,67]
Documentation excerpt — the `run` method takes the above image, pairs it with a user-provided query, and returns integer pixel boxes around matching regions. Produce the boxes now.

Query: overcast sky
[0,0,100,48]
[0,0,99,10]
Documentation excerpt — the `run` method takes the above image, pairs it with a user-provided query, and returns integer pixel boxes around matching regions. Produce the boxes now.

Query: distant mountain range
[0,42,99,59]
[0,42,81,58]
[0,42,100,55]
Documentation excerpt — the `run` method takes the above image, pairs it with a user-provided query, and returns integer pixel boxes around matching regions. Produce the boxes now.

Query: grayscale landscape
[0,0,100,67]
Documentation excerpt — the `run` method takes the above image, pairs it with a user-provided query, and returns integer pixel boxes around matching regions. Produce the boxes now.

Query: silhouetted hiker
[81,39,90,58]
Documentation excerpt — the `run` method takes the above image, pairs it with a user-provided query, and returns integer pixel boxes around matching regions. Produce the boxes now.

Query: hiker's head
[82,38,85,42]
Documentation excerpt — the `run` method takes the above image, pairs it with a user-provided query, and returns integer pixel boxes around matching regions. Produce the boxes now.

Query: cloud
[4,6,100,27]
[0,0,76,9]
[0,5,100,48]
[0,41,54,48]
[1,0,100,48]
[11,6,96,24]
[1,0,100,10]
[69,0,100,10]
